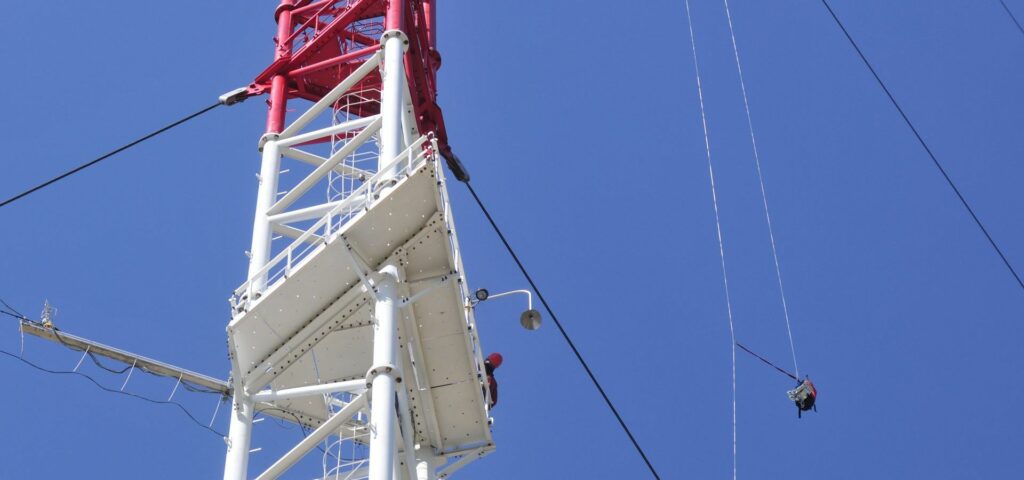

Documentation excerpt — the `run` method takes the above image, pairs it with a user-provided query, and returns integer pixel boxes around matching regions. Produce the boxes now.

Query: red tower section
[248,0,449,153]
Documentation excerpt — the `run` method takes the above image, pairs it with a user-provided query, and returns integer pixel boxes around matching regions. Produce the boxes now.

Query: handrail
[232,134,437,307]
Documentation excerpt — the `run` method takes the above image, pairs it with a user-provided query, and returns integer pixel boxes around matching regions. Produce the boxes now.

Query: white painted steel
[223,394,254,480]
[279,50,382,139]
[252,378,366,402]
[232,161,491,446]
[340,235,376,294]
[393,267,445,452]
[436,448,493,479]
[385,134,430,177]
[397,385,419,480]
[230,157,492,464]
[316,467,370,480]
[416,455,440,480]
[255,394,367,480]
[270,223,324,244]
[229,34,493,476]
[249,138,283,290]
[20,321,228,393]
[267,116,382,216]
[284,147,373,178]
[267,198,356,225]
[485,289,533,310]
[401,274,453,307]
[369,265,401,480]
[401,75,419,148]
[231,139,434,305]
[225,130,285,480]
[277,114,380,148]
[379,31,406,181]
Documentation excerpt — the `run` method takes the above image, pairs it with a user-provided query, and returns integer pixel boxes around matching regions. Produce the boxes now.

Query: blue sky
[2,1,1023,478]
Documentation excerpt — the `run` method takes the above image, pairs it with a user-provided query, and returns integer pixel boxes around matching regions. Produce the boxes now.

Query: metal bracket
[339,236,377,294]
[219,87,251,106]
[400,273,454,307]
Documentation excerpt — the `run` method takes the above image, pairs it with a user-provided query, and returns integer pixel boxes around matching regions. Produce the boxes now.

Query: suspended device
[787,378,817,418]
[224,2,493,479]
[736,342,818,418]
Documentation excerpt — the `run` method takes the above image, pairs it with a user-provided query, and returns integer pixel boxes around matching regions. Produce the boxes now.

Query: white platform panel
[228,156,493,455]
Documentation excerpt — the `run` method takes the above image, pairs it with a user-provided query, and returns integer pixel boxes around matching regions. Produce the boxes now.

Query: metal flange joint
[380,30,410,52]
[258,133,280,152]
[365,363,403,389]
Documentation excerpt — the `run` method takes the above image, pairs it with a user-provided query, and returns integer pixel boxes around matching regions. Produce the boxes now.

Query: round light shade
[474,288,490,301]
[519,309,542,330]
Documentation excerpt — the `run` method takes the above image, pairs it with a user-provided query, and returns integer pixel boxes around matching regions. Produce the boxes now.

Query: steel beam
[436,447,493,479]
[277,114,380,148]
[252,378,366,402]
[19,321,228,394]
[268,116,382,215]
[270,223,324,245]
[255,394,368,480]
[283,147,373,179]
[368,265,401,480]
[240,289,372,392]
[279,50,382,139]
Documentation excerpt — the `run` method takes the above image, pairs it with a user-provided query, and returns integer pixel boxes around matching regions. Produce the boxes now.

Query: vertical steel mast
[225,2,493,479]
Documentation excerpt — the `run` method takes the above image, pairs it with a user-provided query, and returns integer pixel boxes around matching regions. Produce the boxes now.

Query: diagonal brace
[254,394,367,480]
[268,116,382,216]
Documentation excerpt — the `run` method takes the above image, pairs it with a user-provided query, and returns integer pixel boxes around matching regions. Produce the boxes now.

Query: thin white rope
[168,373,183,401]
[683,1,737,479]
[73,345,90,372]
[120,358,137,392]
[209,395,223,427]
[721,0,800,379]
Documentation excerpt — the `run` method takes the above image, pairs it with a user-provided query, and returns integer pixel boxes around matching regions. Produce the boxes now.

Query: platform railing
[232,134,436,311]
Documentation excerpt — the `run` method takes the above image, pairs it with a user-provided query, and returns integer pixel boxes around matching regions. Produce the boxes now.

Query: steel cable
[462,182,662,480]
[722,0,801,380]
[821,0,1024,294]
[1,306,226,437]
[735,342,798,381]
[0,348,225,437]
[0,102,222,209]
[999,0,1024,37]
[683,0,739,477]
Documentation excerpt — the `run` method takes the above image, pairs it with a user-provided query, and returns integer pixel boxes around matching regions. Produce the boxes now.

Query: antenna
[40,300,55,328]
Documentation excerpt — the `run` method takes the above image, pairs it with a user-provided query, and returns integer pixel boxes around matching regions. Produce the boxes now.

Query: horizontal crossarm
[268,116,383,216]
[20,320,228,394]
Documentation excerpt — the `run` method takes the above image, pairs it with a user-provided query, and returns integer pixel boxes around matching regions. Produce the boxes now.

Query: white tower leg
[224,136,282,480]
[369,265,401,480]
[248,138,283,292]
[379,30,407,180]
[369,29,407,480]
[223,394,255,480]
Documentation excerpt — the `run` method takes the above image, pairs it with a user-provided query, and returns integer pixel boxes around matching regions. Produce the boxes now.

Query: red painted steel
[266,0,296,134]
[249,0,452,154]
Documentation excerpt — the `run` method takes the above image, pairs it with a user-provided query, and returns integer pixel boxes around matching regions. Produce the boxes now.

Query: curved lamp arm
[484,289,532,311]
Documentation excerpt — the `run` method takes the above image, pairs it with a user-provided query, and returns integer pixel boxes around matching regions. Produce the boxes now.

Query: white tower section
[223,38,494,480]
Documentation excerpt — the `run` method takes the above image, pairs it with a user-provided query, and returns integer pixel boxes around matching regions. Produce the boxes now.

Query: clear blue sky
[2,1,1023,478]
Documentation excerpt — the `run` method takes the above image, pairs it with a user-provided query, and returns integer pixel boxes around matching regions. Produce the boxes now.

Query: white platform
[228,157,492,455]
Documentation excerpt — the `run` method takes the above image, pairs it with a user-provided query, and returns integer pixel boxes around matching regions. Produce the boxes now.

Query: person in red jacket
[484,353,502,408]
